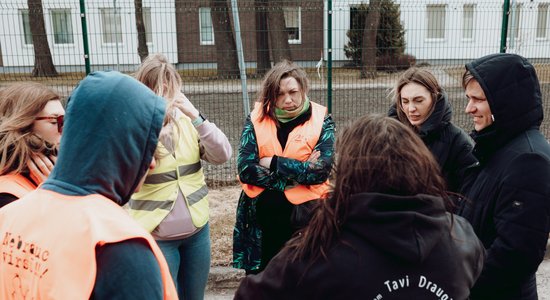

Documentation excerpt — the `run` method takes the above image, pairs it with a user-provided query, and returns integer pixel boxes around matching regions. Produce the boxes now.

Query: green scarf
[275,97,310,123]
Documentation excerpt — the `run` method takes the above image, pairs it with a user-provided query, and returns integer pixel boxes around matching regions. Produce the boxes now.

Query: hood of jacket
[343,192,448,264]
[388,91,452,140]
[466,53,543,139]
[41,71,166,205]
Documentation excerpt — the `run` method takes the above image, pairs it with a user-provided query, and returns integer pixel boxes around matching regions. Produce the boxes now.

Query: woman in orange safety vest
[0,82,64,207]
[233,60,335,274]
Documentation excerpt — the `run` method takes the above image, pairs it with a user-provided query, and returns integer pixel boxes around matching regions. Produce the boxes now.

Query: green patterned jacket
[232,114,335,271]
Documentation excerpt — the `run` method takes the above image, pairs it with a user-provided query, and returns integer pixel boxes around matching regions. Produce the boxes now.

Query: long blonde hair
[0,82,60,175]
[134,53,182,127]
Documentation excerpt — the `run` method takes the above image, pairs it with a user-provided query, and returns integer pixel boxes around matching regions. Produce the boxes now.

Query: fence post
[327,0,333,114]
[79,0,91,74]
[500,0,510,53]
[231,0,250,117]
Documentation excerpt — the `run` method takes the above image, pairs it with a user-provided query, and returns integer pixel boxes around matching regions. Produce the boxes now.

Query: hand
[173,91,199,120]
[259,157,273,169]
[307,151,320,163]
[27,153,56,185]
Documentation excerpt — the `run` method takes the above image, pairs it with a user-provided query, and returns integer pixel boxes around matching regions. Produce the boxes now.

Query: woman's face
[275,77,303,110]
[32,100,65,146]
[400,82,434,127]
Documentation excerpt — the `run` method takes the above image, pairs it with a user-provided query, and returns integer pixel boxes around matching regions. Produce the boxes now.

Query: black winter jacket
[457,53,550,300]
[389,93,477,193]
[235,193,485,300]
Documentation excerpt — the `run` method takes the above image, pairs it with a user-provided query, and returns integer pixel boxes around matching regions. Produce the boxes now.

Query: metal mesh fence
[1,0,549,186]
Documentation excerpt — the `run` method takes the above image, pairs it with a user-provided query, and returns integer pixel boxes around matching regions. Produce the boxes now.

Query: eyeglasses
[35,115,64,134]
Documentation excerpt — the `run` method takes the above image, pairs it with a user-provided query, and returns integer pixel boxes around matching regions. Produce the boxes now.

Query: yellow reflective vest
[129,114,209,232]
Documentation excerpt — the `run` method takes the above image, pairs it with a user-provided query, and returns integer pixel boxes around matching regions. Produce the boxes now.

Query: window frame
[425,4,447,41]
[100,7,123,46]
[506,3,522,41]
[462,4,475,41]
[284,6,302,45]
[536,3,549,39]
[20,9,33,46]
[199,7,215,45]
[143,7,153,45]
[50,8,74,45]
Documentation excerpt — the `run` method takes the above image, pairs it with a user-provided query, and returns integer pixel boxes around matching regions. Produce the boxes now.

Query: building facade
[0,0,548,68]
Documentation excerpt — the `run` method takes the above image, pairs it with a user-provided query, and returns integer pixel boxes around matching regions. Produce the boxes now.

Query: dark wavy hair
[256,60,309,121]
[282,114,451,263]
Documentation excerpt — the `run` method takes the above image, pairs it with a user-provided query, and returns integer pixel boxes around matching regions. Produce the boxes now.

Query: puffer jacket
[389,93,478,193]
[457,53,550,300]
[235,193,485,300]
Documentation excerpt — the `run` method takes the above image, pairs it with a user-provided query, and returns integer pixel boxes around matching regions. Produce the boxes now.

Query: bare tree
[267,1,291,63]
[210,0,239,78]
[28,0,57,77]
[135,0,149,62]
[360,0,381,79]
[255,0,270,76]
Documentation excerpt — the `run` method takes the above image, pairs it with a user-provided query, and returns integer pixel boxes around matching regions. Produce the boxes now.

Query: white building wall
[1,0,549,67]
[0,0,177,67]
[328,0,550,61]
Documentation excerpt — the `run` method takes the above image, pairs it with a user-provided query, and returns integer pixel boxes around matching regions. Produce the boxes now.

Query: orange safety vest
[240,101,330,204]
[0,174,36,199]
[0,189,178,300]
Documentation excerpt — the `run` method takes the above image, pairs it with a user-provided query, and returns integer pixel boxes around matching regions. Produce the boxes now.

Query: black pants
[255,190,295,272]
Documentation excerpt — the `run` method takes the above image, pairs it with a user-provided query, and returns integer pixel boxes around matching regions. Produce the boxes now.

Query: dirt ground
[209,186,241,266]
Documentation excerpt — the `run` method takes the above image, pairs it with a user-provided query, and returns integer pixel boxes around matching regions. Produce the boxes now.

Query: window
[143,7,152,43]
[537,3,549,38]
[199,7,214,45]
[100,8,122,44]
[426,4,446,39]
[507,3,521,39]
[284,7,301,44]
[20,9,32,45]
[51,9,73,44]
[462,4,475,40]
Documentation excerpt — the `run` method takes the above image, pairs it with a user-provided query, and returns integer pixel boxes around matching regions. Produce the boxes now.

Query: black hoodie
[236,193,484,300]
[458,53,550,300]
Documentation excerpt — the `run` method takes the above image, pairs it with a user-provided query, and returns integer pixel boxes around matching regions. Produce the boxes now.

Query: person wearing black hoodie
[235,114,485,300]
[389,67,477,193]
[457,53,550,300]
[0,71,177,299]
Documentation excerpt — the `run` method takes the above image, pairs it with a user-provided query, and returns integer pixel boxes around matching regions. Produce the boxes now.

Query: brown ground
[209,186,241,267]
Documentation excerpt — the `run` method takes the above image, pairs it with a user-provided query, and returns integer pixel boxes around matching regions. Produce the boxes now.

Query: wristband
[191,113,206,127]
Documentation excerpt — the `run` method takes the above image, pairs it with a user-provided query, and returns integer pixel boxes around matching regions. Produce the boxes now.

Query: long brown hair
[257,60,309,121]
[391,67,442,131]
[0,82,60,175]
[284,114,450,263]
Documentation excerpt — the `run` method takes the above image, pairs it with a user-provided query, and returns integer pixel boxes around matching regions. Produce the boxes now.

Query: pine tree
[344,0,406,67]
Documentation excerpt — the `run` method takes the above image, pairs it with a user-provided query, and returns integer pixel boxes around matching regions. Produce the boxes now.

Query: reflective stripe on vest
[0,189,177,299]
[129,114,209,232]
[0,174,36,199]
[240,101,330,204]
